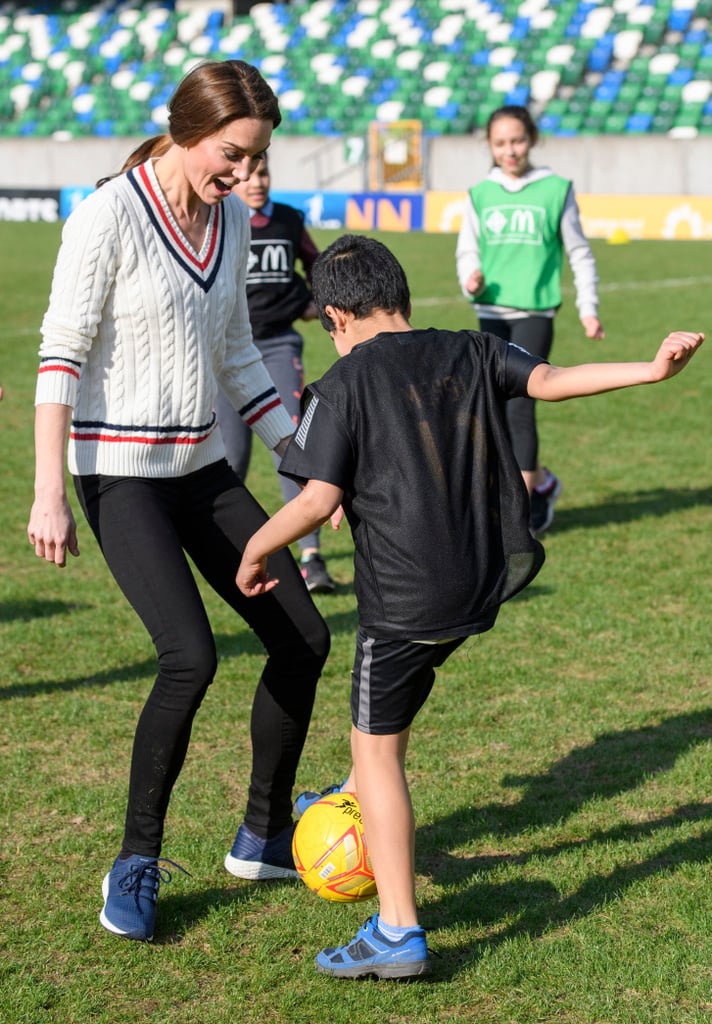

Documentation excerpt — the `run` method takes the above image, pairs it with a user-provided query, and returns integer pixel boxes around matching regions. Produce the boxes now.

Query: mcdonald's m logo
[482,204,545,245]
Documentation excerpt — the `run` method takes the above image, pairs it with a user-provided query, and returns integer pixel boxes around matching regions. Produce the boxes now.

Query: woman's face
[185,117,273,204]
[487,115,533,179]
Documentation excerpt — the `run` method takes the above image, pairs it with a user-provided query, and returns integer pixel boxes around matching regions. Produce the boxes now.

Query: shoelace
[118,857,191,908]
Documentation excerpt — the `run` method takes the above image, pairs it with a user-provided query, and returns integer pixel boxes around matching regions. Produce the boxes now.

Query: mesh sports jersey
[245,202,315,340]
[280,328,546,640]
[468,174,571,311]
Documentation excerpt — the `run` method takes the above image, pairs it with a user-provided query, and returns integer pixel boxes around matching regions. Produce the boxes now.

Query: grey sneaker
[301,554,335,594]
[530,470,562,536]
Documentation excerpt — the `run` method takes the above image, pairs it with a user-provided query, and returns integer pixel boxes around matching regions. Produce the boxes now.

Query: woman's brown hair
[96,60,280,187]
[169,59,281,146]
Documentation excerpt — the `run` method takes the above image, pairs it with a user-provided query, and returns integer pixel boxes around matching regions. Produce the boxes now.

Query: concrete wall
[1,134,711,195]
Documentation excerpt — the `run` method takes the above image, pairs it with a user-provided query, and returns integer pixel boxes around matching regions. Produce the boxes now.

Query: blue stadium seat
[1,0,711,139]
[626,112,653,132]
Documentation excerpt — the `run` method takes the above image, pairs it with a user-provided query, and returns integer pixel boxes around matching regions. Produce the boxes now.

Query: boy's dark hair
[311,234,411,331]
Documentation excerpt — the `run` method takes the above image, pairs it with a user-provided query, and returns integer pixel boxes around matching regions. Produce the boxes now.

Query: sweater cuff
[35,364,80,408]
[249,403,295,450]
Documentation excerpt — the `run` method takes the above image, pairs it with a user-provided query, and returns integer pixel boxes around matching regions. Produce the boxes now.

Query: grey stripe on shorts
[356,633,374,730]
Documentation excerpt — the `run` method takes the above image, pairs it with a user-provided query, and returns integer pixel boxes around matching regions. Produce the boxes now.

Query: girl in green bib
[456,105,604,535]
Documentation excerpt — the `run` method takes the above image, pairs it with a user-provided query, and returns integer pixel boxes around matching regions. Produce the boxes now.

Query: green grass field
[1,223,710,1024]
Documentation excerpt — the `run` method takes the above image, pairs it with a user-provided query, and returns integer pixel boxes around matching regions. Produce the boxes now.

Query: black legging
[479,316,554,472]
[75,460,330,857]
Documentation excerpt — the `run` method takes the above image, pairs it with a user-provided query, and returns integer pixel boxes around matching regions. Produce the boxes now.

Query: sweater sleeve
[455,193,481,299]
[35,192,118,408]
[218,201,295,449]
[560,186,600,320]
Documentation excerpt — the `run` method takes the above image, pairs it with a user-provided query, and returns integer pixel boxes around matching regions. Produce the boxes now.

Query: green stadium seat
[559,112,583,132]
[1,0,712,140]
[604,112,629,133]
[581,114,605,133]
[652,111,675,132]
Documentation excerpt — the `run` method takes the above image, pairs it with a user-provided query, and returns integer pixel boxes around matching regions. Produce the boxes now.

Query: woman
[456,105,605,534]
[214,156,335,594]
[27,60,330,942]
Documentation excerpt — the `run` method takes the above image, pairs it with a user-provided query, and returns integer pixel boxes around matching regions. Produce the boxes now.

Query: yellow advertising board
[424,191,469,233]
[576,195,712,240]
[423,192,712,240]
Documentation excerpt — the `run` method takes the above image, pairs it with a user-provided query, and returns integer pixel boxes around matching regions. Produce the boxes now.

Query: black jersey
[245,203,314,339]
[280,328,546,640]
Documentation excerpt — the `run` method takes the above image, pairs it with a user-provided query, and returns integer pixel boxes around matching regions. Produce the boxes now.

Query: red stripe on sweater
[70,432,213,446]
[38,365,80,379]
[244,397,282,426]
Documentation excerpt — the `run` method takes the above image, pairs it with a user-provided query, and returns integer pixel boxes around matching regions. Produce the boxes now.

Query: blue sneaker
[293,781,345,819]
[224,823,298,880]
[316,914,431,979]
[100,854,187,941]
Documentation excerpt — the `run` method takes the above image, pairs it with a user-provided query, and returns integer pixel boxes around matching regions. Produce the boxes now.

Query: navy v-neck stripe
[127,166,225,293]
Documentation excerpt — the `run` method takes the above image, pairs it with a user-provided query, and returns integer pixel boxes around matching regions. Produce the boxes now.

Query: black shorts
[350,627,466,735]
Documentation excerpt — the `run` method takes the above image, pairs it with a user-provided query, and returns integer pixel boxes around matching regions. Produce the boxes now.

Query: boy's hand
[651,331,704,381]
[237,552,279,597]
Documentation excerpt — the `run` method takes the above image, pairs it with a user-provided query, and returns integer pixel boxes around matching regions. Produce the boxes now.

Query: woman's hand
[27,495,79,568]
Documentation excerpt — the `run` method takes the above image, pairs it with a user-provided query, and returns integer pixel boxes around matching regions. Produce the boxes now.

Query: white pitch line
[412,275,712,307]
[3,277,709,336]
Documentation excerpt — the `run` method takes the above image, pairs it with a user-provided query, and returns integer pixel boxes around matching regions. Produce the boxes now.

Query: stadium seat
[2,0,712,140]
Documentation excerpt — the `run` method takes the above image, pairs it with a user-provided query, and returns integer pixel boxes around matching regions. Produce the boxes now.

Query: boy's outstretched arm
[528,330,704,402]
[237,479,343,596]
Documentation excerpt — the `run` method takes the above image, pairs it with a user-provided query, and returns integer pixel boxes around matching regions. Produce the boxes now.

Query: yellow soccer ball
[292,792,377,902]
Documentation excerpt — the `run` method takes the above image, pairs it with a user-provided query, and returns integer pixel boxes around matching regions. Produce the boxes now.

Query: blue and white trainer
[224,823,298,880]
[100,854,186,941]
[293,781,346,819]
[316,914,431,979]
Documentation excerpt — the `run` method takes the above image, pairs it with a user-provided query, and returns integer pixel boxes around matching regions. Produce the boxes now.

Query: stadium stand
[0,0,711,139]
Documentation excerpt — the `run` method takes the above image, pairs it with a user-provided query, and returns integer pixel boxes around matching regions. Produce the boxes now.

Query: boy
[236,234,703,979]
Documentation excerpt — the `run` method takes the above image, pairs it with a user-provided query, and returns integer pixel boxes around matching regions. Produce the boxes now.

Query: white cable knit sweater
[35,159,294,478]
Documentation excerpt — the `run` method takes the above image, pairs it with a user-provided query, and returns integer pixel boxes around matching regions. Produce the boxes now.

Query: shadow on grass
[0,628,274,701]
[417,709,712,978]
[549,484,712,534]
[421,710,712,848]
[152,879,297,946]
[425,810,712,981]
[0,597,91,623]
[0,657,159,700]
[1,608,359,700]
